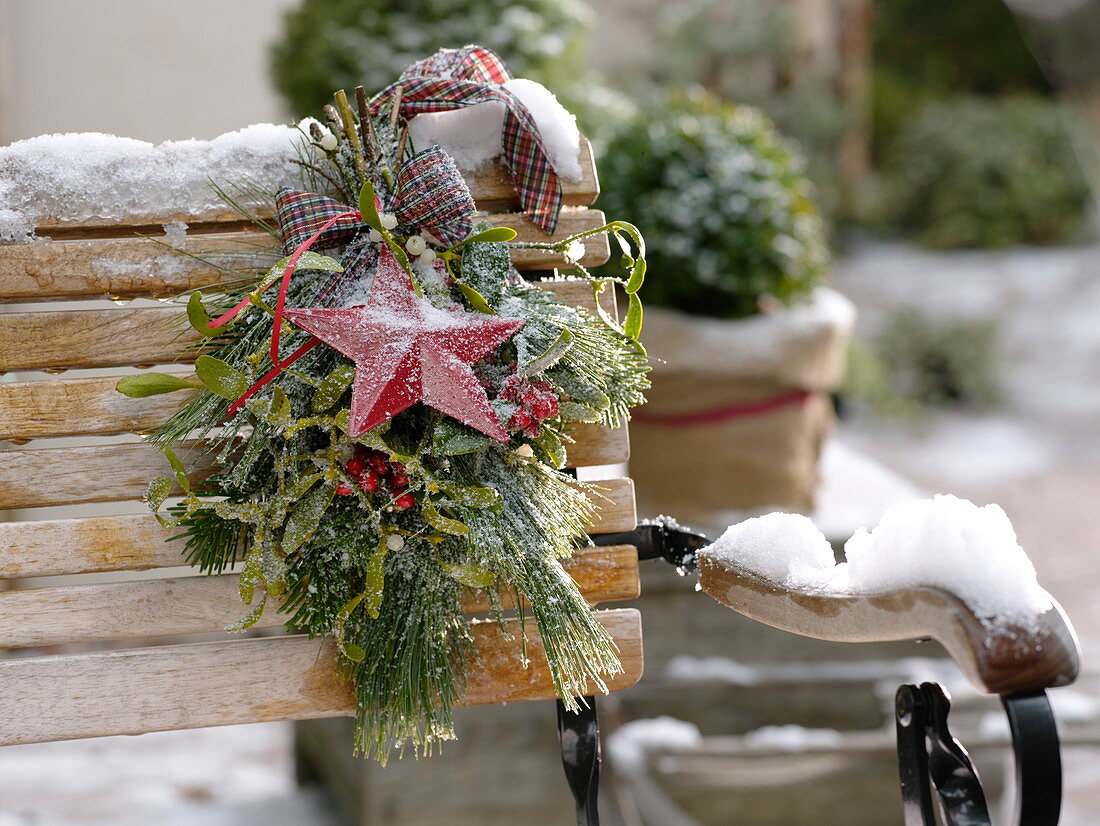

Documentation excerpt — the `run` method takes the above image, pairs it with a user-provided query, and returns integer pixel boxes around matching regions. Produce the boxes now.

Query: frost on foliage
[0,123,311,242]
[704,494,1052,630]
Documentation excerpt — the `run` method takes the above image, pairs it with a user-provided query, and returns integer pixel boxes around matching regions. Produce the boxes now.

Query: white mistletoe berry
[386,534,405,551]
[514,444,534,458]
[368,229,383,243]
[420,247,437,264]
[379,213,398,230]
[319,132,338,152]
[405,235,427,255]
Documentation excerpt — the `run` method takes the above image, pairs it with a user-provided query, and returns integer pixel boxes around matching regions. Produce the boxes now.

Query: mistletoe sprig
[117,49,648,762]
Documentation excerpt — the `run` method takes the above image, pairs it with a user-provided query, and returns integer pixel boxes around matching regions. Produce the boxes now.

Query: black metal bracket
[591,521,710,572]
[557,697,601,826]
[895,682,1062,826]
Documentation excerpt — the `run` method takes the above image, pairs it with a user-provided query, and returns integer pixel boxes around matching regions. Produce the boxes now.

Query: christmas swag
[117,46,648,761]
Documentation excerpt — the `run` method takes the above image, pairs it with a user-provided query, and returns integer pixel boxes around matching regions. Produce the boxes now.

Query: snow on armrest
[696,500,1080,695]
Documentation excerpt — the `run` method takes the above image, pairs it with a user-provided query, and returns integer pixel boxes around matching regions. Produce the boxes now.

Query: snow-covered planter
[631,287,855,526]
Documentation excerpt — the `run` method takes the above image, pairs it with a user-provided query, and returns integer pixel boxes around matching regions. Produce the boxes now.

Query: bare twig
[289,158,353,203]
[395,123,409,168]
[333,89,369,181]
[355,86,381,162]
[389,84,404,132]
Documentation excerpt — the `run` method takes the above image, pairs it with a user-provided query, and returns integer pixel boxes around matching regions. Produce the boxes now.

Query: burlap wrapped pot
[630,287,856,527]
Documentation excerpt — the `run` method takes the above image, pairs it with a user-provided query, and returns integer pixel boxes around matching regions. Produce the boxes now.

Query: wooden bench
[0,129,1083,826]
[0,140,645,753]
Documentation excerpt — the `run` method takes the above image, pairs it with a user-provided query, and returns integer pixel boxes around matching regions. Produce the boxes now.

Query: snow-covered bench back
[0,126,643,746]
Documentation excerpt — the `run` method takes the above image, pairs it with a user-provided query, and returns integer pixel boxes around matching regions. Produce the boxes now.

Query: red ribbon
[213,209,361,416]
[632,389,814,428]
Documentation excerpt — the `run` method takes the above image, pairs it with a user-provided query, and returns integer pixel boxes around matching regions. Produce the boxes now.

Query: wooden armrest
[697,552,1080,695]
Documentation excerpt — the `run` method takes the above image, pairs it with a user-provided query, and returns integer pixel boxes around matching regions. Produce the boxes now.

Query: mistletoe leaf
[293,251,344,273]
[282,480,335,556]
[625,256,646,295]
[432,481,500,508]
[312,362,356,412]
[162,446,192,493]
[269,386,292,427]
[344,643,367,662]
[454,279,496,314]
[533,427,567,469]
[520,327,574,376]
[623,292,644,340]
[453,226,517,248]
[358,180,381,231]
[557,401,601,422]
[239,543,264,605]
[438,558,496,588]
[195,355,249,400]
[260,544,288,596]
[226,593,268,632]
[363,536,389,619]
[115,372,198,398]
[421,496,470,535]
[186,291,221,338]
[432,419,492,456]
[144,475,175,513]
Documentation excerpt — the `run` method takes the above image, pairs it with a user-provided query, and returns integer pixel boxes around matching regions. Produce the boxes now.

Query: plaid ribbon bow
[370,45,563,233]
[275,145,476,254]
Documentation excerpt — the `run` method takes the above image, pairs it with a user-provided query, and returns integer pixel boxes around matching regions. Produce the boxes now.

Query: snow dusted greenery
[270,0,592,117]
[704,495,1052,630]
[597,90,829,320]
[118,57,648,762]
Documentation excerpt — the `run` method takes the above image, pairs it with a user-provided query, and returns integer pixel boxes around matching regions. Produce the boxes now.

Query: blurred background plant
[881,96,1091,248]
[596,91,829,319]
[270,0,592,117]
[842,310,1004,415]
[870,0,1052,156]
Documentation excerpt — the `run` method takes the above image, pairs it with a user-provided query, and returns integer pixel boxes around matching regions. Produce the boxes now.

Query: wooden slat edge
[22,139,599,240]
[0,478,634,578]
[0,277,614,374]
[1,209,609,302]
[0,608,642,746]
[0,422,627,509]
[0,545,639,649]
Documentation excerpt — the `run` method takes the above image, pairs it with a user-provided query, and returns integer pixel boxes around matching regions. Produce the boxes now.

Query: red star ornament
[285,248,524,441]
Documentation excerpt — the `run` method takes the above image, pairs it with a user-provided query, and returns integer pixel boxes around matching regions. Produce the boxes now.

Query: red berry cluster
[337,445,415,509]
[500,375,560,438]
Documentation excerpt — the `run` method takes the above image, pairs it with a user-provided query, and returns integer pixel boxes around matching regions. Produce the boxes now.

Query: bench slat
[0,545,638,649]
[0,210,610,302]
[0,608,642,746]
[0,426,628,510]
[0,279,613,374]
[22,139,599,240]
[0,478,635,579]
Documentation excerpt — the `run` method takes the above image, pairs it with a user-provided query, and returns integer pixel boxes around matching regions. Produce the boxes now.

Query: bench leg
[895,682,1063,826]
[557,697,601,826]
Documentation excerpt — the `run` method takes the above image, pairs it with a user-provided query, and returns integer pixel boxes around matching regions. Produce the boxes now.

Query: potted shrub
[598,90,854,526]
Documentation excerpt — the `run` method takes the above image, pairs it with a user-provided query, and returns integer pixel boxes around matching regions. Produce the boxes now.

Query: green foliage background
[270,0,591,116]
[883,96,1090,249]
[596,91,828,320]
